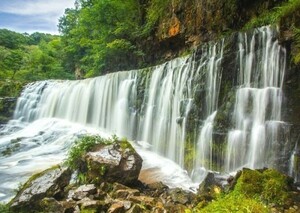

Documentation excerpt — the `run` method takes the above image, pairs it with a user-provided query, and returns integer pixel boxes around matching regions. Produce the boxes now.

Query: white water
[194,41,224,175]
[0,118,198,202]
[225,26,286,172]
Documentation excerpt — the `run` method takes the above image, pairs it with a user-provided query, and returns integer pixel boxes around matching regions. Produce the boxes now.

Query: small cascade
[139,57,194,166]
[193,41,224,176]
[225,26,287,172]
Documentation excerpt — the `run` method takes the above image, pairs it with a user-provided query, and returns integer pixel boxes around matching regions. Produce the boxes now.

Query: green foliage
[261,169,291,205]
[234,169,263,198]
[195,168,292,212]
[234,169,291,205]
[58,0,145,77]
[0,29,27,49]
[0,29,74,89]
[0,80,24,97]
[293,27,300,64]
[66,135,114,170]
[198,193,268,213]
[244,0,300,30]
[144,0,171,34]
[0,203,10,213]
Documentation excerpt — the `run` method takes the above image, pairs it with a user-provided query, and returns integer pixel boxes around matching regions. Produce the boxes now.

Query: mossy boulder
[195,168,299,212]
[233,168,294,205]
[80,140,143,186]
[9,165,72,212]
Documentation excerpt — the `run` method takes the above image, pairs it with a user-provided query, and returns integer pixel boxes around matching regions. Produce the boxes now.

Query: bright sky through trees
[0,0,74,34]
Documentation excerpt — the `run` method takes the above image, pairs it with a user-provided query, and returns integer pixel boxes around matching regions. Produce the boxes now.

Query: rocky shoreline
[4,136,300,213]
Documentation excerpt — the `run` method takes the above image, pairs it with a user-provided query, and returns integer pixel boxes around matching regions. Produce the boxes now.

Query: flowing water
[225,26,287,172]
[0,26,294,202]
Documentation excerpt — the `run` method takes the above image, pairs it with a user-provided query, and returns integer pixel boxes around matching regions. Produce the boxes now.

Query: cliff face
[143,0,286,63]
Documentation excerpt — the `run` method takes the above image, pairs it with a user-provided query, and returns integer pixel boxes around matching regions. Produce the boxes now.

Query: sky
[0,0,75,35]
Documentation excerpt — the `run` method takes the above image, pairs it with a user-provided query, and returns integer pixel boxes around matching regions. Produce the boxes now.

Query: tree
[0,29,27,49]
[58,0,145,77]
[1,49,25,79]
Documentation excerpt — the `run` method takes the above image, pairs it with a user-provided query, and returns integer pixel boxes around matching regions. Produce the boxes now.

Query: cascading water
[192,41,224,180]
[225,26,287,172]
[0,25,295,202]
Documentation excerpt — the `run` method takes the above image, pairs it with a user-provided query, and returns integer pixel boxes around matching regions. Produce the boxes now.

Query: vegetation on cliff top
[244,0,300,30]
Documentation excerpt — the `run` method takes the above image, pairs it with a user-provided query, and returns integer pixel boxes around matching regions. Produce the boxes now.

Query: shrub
[66,135,115,170]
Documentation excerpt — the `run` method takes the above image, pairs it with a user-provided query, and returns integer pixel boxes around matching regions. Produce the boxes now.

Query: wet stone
[9,166,72,211]
[107,201,125,213]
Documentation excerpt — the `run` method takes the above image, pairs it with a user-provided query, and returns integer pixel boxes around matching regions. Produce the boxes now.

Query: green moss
[99,165,107,176]
[81,209,97,213]
[194,168,293,212]
[244,0,300,30]
[234,169,263,198]
[19,165,61,192]
[144,0,172,35]
[66,135,114,170]
[261,169,291,205]
[197,194,268,213]
[293,27,300,65]
[231,168,291,205]
[184,134,196,172]
[119,138,135,152]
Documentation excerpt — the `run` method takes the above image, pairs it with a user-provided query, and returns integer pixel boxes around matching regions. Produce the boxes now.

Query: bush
[66,135,115,170]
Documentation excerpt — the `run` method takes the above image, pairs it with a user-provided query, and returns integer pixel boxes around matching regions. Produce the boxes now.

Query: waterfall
[192,41,224,179]
[225,26,287,172]
[0,25,295,202]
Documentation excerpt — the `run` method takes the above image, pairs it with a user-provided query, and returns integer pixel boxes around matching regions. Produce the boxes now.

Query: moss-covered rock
[9,165,72,212]
[80,139,143,186]
[195,168,299,212]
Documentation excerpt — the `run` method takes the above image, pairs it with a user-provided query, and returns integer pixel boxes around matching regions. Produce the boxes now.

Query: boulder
[39,197,64,213]
[168,188,192,205]
[68,184,97,201]
[9,165,72,211]
[81,140,143,185]
[198,172,219,194]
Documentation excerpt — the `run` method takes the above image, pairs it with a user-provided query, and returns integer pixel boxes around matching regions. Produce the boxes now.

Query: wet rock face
[0,97,17,124]
[9,166,72,211]
[82,141,143,185]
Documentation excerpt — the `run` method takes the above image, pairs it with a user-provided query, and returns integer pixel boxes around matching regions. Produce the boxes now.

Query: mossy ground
[192,168,296,212]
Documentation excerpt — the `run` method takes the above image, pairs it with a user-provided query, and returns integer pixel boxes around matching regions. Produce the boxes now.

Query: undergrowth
[66,135,116,170]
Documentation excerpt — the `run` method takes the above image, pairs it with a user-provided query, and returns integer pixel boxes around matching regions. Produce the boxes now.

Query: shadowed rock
[9,165,71,211]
